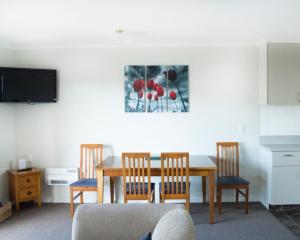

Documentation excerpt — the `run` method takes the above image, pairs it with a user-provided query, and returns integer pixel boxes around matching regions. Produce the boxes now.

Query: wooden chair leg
[152,190,155,203]
[80,192,84,204]
[186,197,190,212]
[124,194,127,204]
[160,193,165,204]
[70,188,74,218]
[148,193,152,203]
[236,189,239,205]
[245,185,249,214]
[217,185,222,215]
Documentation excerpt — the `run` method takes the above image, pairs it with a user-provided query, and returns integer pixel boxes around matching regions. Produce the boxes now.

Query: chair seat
[126,182,155,194]
[70,178,97,187]
[217,176,249,185]
[159,182,189,194]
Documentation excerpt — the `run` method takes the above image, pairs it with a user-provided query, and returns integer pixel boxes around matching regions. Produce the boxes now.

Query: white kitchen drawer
[272,152,300,166]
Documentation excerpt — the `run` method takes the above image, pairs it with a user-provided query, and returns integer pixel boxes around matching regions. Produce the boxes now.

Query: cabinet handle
[283,154,294,157]
[26,178,30,183]
[27,191,32,195]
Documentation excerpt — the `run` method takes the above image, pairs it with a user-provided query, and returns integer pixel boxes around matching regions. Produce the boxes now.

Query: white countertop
[261,144,300,152]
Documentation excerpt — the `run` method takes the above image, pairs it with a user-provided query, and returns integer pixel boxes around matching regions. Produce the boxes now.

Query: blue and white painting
[125,65,189,112]
[124,65,146,112]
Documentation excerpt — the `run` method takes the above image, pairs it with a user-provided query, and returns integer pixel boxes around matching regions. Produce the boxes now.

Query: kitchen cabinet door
[271,165,300,204]
[268,43,300,105]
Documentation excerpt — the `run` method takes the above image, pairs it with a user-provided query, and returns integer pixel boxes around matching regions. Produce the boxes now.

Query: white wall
[0,46,15,201]
[12,46,261,203]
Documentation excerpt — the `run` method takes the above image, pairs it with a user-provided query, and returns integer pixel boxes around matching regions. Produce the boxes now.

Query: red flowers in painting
[169,91,177,100]
[156,85,164,97]
[138,91,143,98]
[147,92,152,100]
[133,79,145,92]
[154,95,158,101]
[147,79,155,90]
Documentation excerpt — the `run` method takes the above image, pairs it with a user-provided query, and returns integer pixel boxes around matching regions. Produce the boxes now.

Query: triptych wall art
[125,65,189,112]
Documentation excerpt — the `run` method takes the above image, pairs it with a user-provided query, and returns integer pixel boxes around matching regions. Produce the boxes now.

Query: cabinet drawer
[20,175,39,188]
[273,152,300,166]
[19,187,38,200]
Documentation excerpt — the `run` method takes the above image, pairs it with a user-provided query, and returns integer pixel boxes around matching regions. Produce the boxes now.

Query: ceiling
[1,0,300,49]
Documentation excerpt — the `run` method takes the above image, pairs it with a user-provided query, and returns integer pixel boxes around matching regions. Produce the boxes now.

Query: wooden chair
[122,152,155,203]
[70,144,103,217]
[216,142,249,214]
[159,152,190,210]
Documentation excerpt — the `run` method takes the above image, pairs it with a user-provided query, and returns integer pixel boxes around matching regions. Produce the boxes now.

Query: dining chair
[216,142,249,214]
[159,152,190,210]
[122,152,155,203]
[70,144,103,217]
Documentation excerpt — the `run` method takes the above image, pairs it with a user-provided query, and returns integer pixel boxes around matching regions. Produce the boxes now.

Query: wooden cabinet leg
[16,202,20,212]
[38,197,42,208]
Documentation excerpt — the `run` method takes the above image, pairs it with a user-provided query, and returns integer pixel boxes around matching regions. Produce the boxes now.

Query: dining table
[96,155,217,224]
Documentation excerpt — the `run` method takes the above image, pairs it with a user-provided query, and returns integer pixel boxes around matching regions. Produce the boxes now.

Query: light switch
[238,124,246,134]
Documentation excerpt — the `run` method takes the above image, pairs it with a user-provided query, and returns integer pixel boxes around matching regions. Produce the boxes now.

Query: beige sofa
[72,204,195,240]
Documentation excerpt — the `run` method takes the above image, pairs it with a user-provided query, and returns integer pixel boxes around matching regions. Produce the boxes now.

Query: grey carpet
[0,202,297,240]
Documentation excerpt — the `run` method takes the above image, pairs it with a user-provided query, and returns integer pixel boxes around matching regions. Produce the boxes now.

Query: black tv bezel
[0,67,57,103]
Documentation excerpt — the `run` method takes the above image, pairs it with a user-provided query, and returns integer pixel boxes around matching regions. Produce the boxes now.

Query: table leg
[202,176,207,204]
[110,176,115,203]
[97,169,104,204]
[209,170,215,224]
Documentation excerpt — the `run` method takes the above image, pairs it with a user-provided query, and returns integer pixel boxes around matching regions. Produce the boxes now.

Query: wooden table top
[96,155,217,170]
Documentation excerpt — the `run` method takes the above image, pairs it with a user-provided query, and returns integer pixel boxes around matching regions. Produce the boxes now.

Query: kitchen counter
[261,144,300,152]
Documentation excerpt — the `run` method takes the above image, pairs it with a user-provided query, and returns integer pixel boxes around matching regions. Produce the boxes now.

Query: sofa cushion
[152,209,195,240]
[72,204,185,240]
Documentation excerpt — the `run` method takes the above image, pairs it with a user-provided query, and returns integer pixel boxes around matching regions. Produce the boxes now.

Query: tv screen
[0,67,57,103]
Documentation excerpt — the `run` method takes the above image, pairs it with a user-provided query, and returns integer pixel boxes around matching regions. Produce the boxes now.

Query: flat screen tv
[0,67,57,103]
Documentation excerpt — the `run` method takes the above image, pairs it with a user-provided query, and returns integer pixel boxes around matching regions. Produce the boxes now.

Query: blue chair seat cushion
[126,182,155,194]
[159,182,190,194]
[217,176,249,185]
[70,178,97,187]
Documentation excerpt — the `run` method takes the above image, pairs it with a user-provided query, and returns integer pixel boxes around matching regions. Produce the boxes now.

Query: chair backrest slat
[80,144,103,179]
[216,142,239,178]
[161,152,189,196]
[122,153,151,199]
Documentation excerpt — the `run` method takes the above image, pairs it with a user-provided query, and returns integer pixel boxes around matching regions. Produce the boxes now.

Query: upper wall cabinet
[267,43,300,105]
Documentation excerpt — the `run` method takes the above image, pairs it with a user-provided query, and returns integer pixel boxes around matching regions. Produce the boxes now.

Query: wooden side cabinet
[8,168,42,212]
